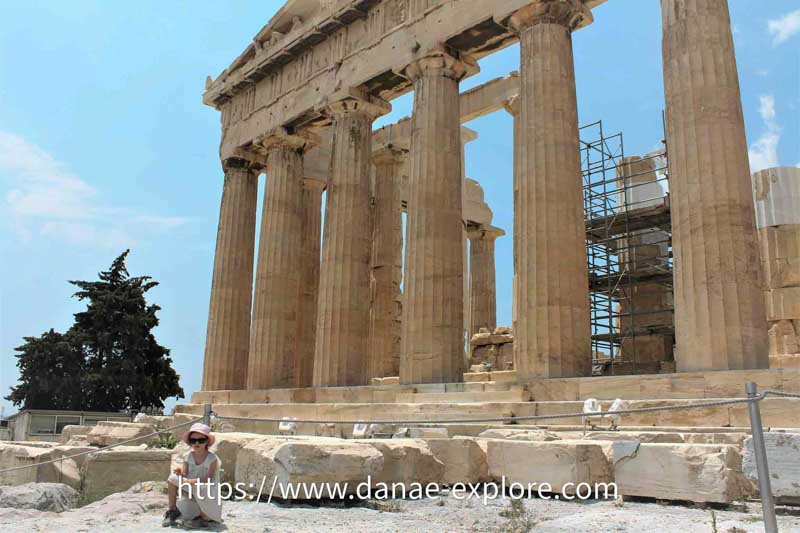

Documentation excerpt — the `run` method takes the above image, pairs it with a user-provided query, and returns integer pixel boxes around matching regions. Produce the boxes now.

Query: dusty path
[1,485,798,532]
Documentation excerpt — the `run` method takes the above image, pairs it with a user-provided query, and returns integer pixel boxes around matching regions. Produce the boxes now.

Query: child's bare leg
[167,479,178,509]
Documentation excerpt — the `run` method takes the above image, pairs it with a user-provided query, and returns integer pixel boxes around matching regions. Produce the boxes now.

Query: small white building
[7,409,132,442]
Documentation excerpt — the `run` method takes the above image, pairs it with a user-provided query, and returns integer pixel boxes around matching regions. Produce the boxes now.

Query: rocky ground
[1,483,799,532]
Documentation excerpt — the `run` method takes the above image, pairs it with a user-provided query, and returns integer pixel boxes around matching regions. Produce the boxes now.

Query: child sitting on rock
[163,423,222,528]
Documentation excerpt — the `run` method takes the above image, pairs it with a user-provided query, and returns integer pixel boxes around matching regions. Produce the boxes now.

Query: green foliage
[6,329,84,410]
[365,500,404,513]
[153,432,178,450]
[497,499,537,533]
[6,250,184,411]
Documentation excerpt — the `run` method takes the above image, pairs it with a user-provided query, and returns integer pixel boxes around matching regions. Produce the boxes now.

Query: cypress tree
[7,250,184,411]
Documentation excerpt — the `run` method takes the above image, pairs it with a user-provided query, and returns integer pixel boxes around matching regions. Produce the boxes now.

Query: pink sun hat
[182,423,215,446]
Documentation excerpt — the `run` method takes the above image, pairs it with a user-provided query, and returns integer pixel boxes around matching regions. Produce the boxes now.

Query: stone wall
[753,167,800,368]
[469,326,513,371]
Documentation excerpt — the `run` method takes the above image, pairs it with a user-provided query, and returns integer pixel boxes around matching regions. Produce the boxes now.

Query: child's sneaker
[161,508,181,527]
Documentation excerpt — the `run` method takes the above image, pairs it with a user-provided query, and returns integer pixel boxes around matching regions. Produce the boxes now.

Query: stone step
[394,390,531,404]
[192,368,800,405]
[529,398,800,427]
[414,381,525,393]
[176,396,800,434]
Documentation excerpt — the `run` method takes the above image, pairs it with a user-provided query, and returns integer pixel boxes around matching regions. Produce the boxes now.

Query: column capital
[221,154,262,173]
[461,127,479,145]
[509,0,592,33]
[256,127,319,154]
[468,225,506,242]
[302,177,327,192]
[401,47,479,83]
[503,96,520,117]
[372,144,406,166]
[323,88,391,121]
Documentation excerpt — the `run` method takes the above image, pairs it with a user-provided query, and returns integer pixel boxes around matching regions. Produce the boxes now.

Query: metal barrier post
[203,404,212,427]
[746,382,778,533]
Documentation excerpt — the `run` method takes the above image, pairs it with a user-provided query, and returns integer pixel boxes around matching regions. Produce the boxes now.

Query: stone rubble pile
[469,326,514,371]
[87,421,159,447]
[1,418,799,507]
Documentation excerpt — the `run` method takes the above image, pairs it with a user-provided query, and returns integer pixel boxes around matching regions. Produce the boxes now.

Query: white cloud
[0,130,188,247]
[768,9,800,46]
[748,95,781,173]
[760,94,776,122]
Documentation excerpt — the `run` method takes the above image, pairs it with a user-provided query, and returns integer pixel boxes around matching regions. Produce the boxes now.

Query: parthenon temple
[193,0,798,411]
[7,2,800,527]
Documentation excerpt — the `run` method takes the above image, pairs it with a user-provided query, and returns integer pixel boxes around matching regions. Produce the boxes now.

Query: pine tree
[6,329,84,410]
[69,250,184,411]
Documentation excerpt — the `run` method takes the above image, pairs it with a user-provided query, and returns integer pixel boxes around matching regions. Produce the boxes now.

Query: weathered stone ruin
[753,166,800,370]
[179,0,800,511]
[4,0,800,523]
[469,326,514,371]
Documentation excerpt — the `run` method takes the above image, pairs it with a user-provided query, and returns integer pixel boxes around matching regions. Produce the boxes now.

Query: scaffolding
[581,119,674,376]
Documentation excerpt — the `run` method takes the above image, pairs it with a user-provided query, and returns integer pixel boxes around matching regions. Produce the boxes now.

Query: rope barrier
[0,416,203,476]
[763,390,800,399]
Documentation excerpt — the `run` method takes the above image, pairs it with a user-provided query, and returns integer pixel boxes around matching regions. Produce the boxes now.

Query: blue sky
[1,1,798,415]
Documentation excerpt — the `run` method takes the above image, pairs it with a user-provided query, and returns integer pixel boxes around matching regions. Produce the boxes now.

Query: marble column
[503,96,521,342]
[462,227,470,365]
[313,92,391,387]
[201,158,258,391]
[400,50,477,385]
[295,178,326,388]
[460,130,473,363]
[509,1,593,379]
[247,131,316,389]
[367,146,405,379]
[468,226,503,337]
[662,0,768,370]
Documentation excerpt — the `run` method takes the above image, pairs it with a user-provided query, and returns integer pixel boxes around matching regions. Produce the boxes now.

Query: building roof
[6,408,131,421]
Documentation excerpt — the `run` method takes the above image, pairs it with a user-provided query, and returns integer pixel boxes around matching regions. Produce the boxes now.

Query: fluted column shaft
[367,147,405,379]
[296,179,325,388]
[400,51,476,385]
[248,132,315,389]
[662,0,768,371]
[314,94,391,387]
[202,159,258,391]
[468,228,500,337]
[510,1,592,379]
[504,97,521,336]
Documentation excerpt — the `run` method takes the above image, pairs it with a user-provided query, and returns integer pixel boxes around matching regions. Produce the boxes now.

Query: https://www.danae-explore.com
[177,476,618,506]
